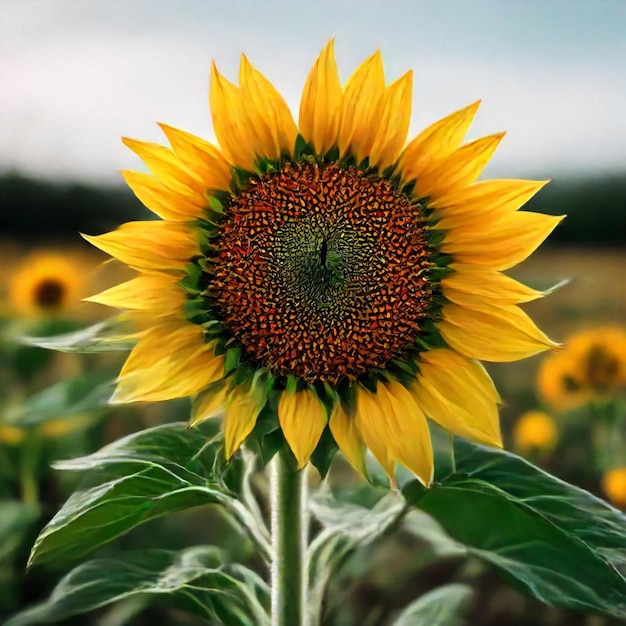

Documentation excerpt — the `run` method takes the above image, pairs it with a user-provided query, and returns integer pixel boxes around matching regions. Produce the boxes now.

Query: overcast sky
[1,0,624,183]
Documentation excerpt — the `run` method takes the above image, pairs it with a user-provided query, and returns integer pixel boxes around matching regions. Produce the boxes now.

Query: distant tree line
[524,172,625,246]
[0,173,150,242]
[0,171,624,245]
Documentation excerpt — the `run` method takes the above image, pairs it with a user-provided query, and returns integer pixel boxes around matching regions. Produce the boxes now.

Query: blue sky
[1,0,624,182]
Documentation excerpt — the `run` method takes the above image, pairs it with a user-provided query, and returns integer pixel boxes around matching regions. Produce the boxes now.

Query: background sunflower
[538,327,626,410]
[7,252,84,317]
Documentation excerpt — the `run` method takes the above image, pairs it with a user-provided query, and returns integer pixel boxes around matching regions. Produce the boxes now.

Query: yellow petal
[355,382,433,484]
[298,39,342,155]
[337,50,386,162]
[278,389,327,469]
[354,385,395,475]
[112,321,224,403]
[121,170,206,221]
[329,402,366,474]
[209,62,258,170]
[83,221,198,273]
[399,100,480,181]
[189,382,231,427]
[118,318,197,370]
[441,212,564,270]
[158,123,232,191]
[439,303,558,362]
[419,348,501,404]
[432,179,549,225]
[115,350,224,403]
[369,70,413,171]
[85,275,186,316]
[224,385,265,459]
[413,133,506,201]
[442,265,545,306]
[413,349,502,447]
[122,138,205,195]
[380,380,434,485]
[239,54,298,160]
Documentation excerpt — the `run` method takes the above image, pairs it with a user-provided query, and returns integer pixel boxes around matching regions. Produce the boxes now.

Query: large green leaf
[452,438,626,571]
[3,372,115,428]
[403,440,626,618]
[17,317,135,353]
[28,423,270,567]
[393,583,472,626]
[6,546,270,625]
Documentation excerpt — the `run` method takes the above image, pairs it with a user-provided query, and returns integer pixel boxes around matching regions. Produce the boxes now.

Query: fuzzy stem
[271,452,308,626]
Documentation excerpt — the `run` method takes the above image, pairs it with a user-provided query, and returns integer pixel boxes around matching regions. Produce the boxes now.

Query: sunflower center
[34,278,65,309]
[585,345,620,390]
[208,160,433,383]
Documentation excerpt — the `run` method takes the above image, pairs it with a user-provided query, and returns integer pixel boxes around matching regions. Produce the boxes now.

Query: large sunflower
[86,42,561,485]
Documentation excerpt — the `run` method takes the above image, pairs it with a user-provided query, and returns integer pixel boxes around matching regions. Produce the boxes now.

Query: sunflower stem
[271,452,308,626]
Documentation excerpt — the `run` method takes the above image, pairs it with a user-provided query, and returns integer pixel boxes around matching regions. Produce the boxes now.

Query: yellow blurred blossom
[0,415,94,445]
[513,410,558,452]
[602,467,626,509]
[7,251,85,317]
[0,424,27,446]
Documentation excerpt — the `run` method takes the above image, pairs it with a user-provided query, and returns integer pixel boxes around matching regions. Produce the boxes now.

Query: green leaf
[310,425,338,478]
[212,447,269,547]
[17,317,135,353]
[400,509,466,563]
[393,583,473,626]
[246,406,283,467]
[28,423,270,568]
[403,440,626,618]
[6,546,270,625]
[3,372,115,428]
[224,346,242,374]
[452,438,626,566]
[308,492,407,625]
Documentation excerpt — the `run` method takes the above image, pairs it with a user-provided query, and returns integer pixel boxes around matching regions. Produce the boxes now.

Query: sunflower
[8,251,83,316]
[538,327,626,410]
[86,41,561,485]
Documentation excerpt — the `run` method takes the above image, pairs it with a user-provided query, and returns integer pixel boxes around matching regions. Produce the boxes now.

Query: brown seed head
[209,161,433,382]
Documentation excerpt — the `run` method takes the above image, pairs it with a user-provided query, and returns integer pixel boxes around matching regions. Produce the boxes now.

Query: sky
[0,0,624,183]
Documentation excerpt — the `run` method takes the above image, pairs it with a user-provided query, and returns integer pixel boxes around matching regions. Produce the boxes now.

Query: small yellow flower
[8,251,84,317]
[513,410,558,452]
[538,327,626,410]
[602,467,626,509]
[0,416,94,446]
[0,424,26,446]
[39,415,95,438]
